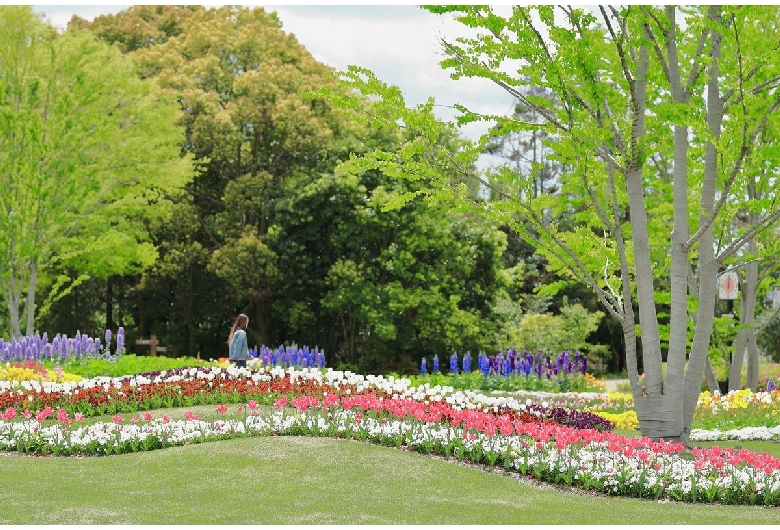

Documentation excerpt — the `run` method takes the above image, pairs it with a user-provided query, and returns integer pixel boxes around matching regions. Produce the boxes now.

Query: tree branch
[686,94,780,251]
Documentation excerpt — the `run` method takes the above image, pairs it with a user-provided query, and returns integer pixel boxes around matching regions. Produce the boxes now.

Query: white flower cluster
[2,407,778,505]
[690,425,780,442]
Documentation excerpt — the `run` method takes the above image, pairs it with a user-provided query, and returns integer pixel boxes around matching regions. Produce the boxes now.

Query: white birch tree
[323,5,780,443]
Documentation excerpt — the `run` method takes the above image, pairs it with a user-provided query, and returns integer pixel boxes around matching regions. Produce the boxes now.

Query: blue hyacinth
[420,357,427,375]
[449,352,458,374]
[432,354,440,373]
[462,352,471,373]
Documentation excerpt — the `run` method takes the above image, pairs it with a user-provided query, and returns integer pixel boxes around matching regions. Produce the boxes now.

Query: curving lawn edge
[1,434,779,525]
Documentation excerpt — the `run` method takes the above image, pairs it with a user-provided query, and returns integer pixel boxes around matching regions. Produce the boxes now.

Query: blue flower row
[421,348,588,378]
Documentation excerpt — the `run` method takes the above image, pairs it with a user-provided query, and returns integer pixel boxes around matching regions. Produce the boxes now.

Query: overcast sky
[34,4,517,150]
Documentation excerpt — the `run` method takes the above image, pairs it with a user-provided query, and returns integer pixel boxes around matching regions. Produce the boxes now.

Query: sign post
[135,335,167,356]
[718,271,739,317]
[718,271,739,300]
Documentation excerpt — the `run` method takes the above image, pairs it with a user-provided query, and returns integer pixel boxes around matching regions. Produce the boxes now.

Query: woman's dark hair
[227,313,249,344]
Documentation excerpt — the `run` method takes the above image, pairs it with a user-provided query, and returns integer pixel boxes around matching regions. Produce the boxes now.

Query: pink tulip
[142,412,153,421]
[217,405,228,414]
[3,408,16,420]
[163,415,171,423]
[56,409,69,423]
[247,400,258,410]
[112,415,123,424]
[74,413,84,421]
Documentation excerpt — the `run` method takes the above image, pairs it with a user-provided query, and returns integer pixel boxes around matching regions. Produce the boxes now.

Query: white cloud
[266,5,515,140]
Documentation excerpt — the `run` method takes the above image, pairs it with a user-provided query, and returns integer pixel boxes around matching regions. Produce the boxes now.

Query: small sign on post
[135,335,167,356]
[718,271,739,300]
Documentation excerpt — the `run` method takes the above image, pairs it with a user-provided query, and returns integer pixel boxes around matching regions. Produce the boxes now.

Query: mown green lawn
[2,405,779,524]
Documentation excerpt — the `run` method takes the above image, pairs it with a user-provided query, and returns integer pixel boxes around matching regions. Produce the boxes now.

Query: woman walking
[227,313,249,368]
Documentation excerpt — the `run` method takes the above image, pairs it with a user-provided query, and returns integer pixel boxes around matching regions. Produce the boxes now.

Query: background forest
[2,5,778,376]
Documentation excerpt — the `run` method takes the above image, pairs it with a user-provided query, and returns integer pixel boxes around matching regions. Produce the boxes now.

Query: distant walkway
[604,379,629,392]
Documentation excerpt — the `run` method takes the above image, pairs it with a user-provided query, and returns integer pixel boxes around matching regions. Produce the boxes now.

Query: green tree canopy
[0,6,194,338]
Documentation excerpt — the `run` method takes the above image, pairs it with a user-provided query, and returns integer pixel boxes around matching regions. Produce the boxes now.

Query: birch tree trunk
[25,261,37,336]
[680,6,724,442]
[662,3,692,417]
[728,228,761,392]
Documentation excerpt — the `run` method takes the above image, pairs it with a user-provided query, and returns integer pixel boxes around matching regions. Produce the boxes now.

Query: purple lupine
[116,327,125,355]
[261,346,272,366]
[535,350,544,378]
[420,357,427,375]
[523,359,531,377]
[494,353,504,376]
[506,348,515,372]
[479,353,490,376]
[432,354,440,373]
[462,352,471,373]
[105,329,112,353]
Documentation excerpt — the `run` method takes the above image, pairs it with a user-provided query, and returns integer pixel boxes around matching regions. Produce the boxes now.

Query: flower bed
[2,366,780,506]
[695,388,780,430]
[0,366,610,430]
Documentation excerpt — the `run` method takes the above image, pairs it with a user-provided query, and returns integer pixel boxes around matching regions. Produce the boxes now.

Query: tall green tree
[135,6,337,347]
[324,6,780,443]
[78,6,346,350]
[0,6,193,339]
[272,162,507,373]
